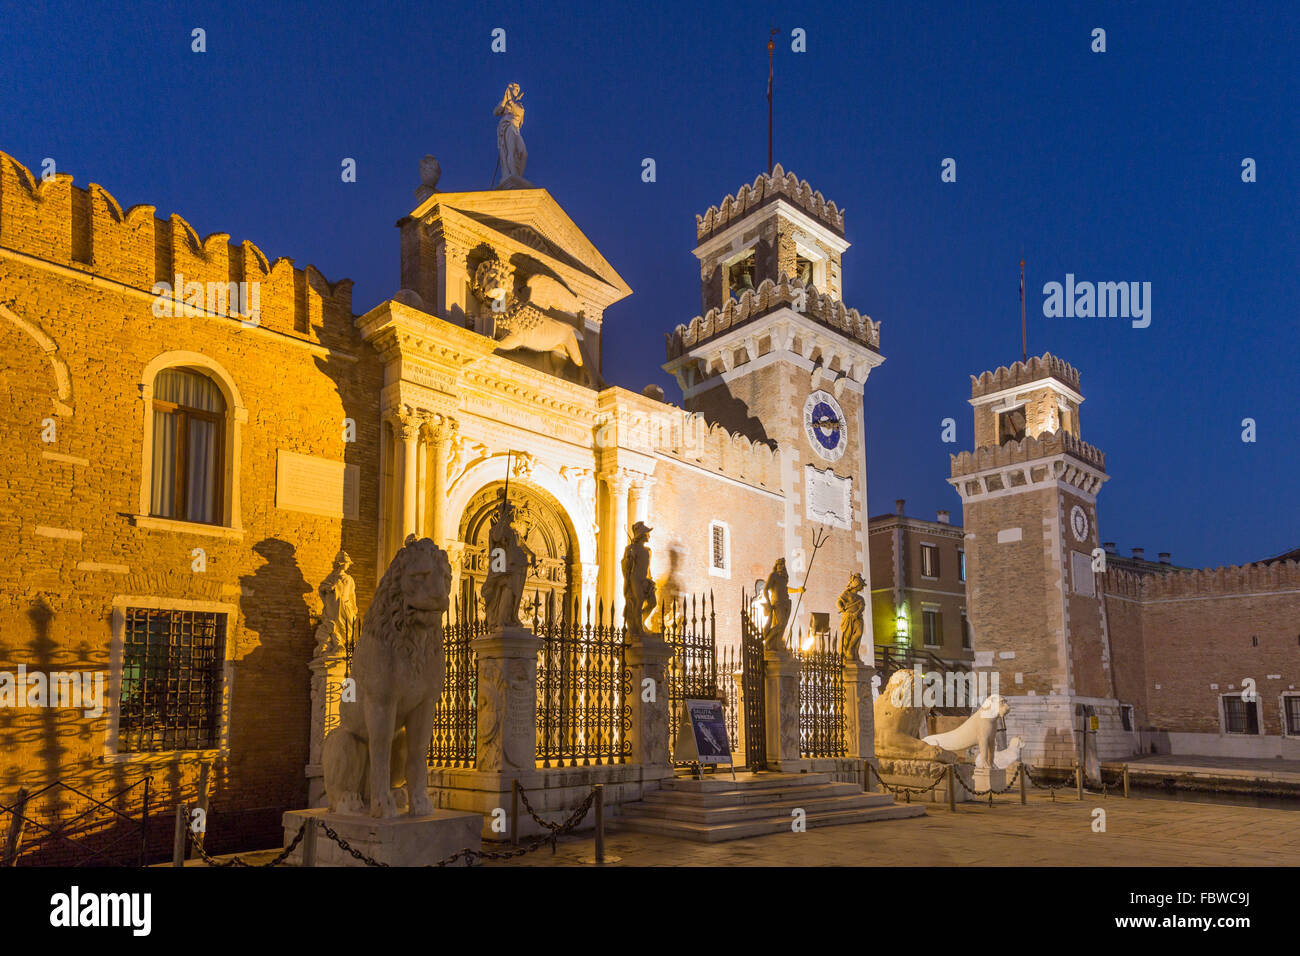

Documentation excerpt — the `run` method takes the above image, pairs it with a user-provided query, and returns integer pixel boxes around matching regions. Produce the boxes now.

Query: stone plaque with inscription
[276,450,360,519]
[804,464,852,529]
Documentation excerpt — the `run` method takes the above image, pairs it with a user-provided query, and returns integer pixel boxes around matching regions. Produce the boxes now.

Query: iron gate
[740,589,767,770]
[665,593,717,762]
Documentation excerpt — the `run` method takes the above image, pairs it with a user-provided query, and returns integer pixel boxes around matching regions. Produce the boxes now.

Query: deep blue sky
[3,0,1296,568]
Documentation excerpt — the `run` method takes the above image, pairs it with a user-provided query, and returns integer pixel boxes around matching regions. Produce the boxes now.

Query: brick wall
[0,152,380,856]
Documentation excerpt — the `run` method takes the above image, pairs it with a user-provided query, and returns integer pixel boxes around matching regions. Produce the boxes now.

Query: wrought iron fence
[1,778,153,867]
[428,601,480,767]
[664,593,717,761]
[796,631,846,758]
[739,589,767,770]
[534,598,631,767]
[717,645,741,756]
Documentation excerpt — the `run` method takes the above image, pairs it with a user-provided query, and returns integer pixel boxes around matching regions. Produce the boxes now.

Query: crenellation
[696,163,846,241]
[970,352,1081,399]
[0,152,353,344]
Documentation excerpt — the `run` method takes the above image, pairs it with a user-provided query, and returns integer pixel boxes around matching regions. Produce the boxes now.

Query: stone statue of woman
[480,496,535,628]
[494,83,531,188]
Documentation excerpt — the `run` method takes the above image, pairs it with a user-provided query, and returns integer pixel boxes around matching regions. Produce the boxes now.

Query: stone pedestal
[305,650,348,807]
[471,625,541,774]
[764,650,808,772]
[876,756,972,803]
[627,637,674,778]
[844,661,877,762]
[282,808,481,867]
[973,766,1007,794]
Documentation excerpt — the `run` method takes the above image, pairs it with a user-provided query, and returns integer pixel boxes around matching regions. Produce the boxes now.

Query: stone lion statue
[322,535,452,817]
[873,669,950,762]
[922,694,1011,769]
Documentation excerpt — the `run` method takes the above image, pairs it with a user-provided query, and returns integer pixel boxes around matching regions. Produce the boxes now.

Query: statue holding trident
[314,550,358,657]
[493,83,531,188]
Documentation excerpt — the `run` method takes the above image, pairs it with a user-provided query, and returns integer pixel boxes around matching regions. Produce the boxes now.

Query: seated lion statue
[323,535,451,818]
[874,669,950,762]
[923,695,1011,768]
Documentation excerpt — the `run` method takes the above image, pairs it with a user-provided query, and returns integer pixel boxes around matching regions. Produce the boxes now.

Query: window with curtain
[149,368,226,524]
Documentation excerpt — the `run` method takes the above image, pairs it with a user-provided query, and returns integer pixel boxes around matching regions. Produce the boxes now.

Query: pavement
[186,787,1300,868]
[1110,753,1300,785]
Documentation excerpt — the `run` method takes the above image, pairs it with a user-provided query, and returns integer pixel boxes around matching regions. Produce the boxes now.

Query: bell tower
[663,165,885,634]
[948,353,1135,769]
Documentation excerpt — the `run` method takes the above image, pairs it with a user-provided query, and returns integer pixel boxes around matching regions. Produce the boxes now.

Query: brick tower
[662,165,884,631]
[948,353,1137,768]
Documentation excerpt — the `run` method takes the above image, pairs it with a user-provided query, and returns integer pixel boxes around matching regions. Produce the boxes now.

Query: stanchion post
[302,820,317,868]
[1075,762,1083,801]
[171,804,186,867]
[1019,764,1027,805]
[3,787,29,867]
[510,779,519,846]
[947,764,956,813]
[594,784,605,864]
[1123,764,1130,799]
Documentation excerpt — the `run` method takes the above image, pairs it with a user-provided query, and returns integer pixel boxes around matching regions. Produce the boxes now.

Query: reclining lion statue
[323,535,452,817]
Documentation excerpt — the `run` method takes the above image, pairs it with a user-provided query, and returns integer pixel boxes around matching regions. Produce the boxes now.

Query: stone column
[428,417,455,547]
[626,637,675,782]
[397,412,420,540]
[415,419,428,536]
[732,666,748,767]
[765,649,808,772]
[306,648,348,806]
[599,472,630,612]
[471,626,541,774]
[843,660,877,763]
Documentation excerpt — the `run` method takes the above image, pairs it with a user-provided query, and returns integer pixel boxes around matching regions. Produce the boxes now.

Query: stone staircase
[614,771,925,843]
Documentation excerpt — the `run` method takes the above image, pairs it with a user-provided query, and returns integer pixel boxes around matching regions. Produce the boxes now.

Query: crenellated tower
[663,166,884,640]
[948,353,1137,769]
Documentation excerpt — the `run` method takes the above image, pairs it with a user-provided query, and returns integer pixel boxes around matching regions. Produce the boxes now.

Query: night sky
[3,0,1296,568]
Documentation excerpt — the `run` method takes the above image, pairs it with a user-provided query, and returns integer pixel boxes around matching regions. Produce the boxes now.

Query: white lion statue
[922,694,1010,769]
[322,535,452,817]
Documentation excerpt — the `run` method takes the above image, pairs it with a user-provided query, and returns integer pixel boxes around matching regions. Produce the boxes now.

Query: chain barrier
[1019,763,1076,793]
[950,763,1024,799]
[864,761,947,796]
[185,821,306,868]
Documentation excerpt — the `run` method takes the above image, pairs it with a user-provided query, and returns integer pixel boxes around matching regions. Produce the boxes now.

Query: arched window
[149,368,227,525]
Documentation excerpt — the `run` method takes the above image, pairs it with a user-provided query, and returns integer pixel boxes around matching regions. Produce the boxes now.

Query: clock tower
[663,166,884,633]
[949,354,1136,769]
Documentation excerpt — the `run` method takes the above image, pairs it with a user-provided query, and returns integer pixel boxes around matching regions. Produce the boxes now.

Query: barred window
[958,549,966,582]
[1222,695,1259,736]
[920,543,939,578]
[149,367,226,525]
[1285,696,1300,736]
[923,608,943,647]
[118,609,227,752]
[708,521,730,577]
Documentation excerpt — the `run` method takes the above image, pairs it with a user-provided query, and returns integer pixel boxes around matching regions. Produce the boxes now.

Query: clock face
[803,390,846,462]
[1070,505,1089,542]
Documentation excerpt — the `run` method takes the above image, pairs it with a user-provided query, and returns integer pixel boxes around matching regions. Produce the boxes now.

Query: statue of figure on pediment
[837,571,866,662]
[414,155,442,204]
[621,522,658,641]
[494,83,531,189]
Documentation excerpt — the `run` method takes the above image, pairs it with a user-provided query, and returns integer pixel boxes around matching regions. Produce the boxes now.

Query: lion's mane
[358,537,451,672]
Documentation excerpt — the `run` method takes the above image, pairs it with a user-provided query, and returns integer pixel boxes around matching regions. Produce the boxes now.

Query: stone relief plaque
[276,451,360,519]
[804,465,852,530]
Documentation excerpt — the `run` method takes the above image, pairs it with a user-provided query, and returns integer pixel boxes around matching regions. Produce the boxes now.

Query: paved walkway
[1111,753,1300,784]
[481,790,1300,867]
[188,790,1300,867]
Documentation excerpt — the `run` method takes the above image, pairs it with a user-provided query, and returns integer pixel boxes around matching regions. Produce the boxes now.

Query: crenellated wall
[0,153,354,352]
[1102,561,1300,740]
[696,163,845,241]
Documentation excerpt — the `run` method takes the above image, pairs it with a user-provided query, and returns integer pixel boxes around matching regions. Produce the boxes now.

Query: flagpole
[1020,257,1027,363]
[767,28,777,174]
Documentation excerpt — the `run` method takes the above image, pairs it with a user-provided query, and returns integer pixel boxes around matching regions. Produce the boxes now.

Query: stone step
[615,802,926,843]
[659,772,834,794]
[624,791,897,825]
[639,780,866,808]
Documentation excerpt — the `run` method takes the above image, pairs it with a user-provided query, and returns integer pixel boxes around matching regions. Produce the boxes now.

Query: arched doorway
[456,481,578,621]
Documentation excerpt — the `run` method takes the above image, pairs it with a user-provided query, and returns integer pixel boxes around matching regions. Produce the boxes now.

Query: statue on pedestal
[481,493,535,628]
[414,154,441,204]
[314,550,358,658]
[322,535,452,818]
[494,83,531,188]
[621,521,657,640]
[761,558,802,652]
[837,571,866,662]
